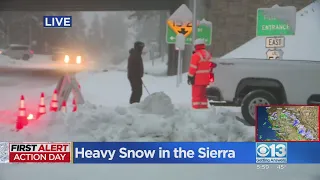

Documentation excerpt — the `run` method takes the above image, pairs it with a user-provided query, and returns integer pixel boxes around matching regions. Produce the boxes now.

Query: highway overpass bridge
[1,0,185,11]
[1,0,193,76]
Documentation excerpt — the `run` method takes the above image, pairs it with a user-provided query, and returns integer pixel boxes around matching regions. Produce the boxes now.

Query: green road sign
[256,8,295,36]
[166,23,212,45]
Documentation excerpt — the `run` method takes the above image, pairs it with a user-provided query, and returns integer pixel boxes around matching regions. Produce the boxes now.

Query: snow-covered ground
[0,52,259,180]
[1,1,320,179]
[0,65,318,180]
[0,56,259,180]
[0,68,318,180]
[0,69,247,141]
[222,1,320,60]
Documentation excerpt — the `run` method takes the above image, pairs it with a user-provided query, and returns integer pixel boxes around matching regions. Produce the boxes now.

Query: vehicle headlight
[64,55,69,63]
[76,56,81,64]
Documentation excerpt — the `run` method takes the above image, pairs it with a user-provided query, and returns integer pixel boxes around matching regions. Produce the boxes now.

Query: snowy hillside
[222,1,320,60]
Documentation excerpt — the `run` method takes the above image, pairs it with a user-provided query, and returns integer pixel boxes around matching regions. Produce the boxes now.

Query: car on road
[52,47,86,65]
[1,44,34,60]
[206,58,320,126]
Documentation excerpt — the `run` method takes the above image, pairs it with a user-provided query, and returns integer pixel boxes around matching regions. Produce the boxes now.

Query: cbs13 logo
[256,142,287,158]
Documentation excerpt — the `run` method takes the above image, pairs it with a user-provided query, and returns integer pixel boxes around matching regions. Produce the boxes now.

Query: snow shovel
[142,82,150,95]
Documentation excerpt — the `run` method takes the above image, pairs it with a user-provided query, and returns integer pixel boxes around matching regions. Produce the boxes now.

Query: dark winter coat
[127,46,144,79]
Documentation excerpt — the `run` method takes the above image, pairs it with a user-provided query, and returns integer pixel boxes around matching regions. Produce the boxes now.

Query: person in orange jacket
[187,38,215,109]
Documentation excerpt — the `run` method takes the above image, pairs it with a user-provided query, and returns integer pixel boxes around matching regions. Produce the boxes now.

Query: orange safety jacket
[188,49,214,85]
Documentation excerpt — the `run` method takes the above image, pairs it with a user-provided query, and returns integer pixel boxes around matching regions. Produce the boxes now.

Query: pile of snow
[136,92,175,115]
[0,92,254,142]
[222,1,320,60]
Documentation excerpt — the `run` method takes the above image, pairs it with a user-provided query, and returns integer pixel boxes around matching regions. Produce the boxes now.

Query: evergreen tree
[102,12,129,52]
[87,13,103,54]
[64,12,86,49]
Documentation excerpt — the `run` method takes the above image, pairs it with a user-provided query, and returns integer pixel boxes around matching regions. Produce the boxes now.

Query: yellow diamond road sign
[167,20,192,37]
[167,4,193,37]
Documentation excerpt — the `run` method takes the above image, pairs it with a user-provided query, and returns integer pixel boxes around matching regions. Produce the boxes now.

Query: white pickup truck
[206,58,320,126]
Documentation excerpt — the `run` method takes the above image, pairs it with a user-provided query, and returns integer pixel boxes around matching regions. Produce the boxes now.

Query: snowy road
[0,54,89,88]
[0,67,64,87]
[0,54,89,113]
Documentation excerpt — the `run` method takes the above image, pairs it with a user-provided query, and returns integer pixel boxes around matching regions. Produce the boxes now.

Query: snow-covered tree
[64,12,86,49]
[102,12,129,52]
[87,14,103,54]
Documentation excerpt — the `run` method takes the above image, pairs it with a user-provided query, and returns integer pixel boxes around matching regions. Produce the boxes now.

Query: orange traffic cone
[36,92,46,119]
[72,98,77,112]
[16,95,27,131]
[61,100,67,112]
[50,89,58,112]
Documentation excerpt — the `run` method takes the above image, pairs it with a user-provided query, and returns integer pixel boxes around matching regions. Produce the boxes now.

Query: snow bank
[222,1,320,60]
[0,92,254,142]
[136,92,175,115]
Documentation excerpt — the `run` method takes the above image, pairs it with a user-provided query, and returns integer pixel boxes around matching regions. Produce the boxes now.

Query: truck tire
[241,90,277,126]
[22,54,30,61]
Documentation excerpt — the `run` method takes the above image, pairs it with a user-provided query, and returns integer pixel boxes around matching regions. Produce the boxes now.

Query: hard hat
[194,38,205,46]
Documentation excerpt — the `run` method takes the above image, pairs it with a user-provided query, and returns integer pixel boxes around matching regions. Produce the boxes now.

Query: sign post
[166,4,213,87]
[265,36,285,59]
[192,0,197,46]
[175,33,186,87]
[256,5,296,59]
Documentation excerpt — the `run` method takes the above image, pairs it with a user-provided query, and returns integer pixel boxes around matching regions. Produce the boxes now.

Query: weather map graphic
[256,106,319,141]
